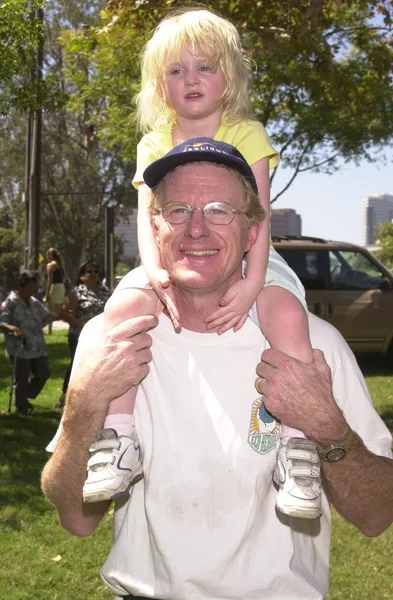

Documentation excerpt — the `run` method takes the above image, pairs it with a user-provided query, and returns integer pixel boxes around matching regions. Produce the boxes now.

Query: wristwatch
[317,427,354,462]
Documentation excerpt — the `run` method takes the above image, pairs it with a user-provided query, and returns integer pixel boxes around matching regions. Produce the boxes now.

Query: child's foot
[273,437,322,519]
[83,428,143,503]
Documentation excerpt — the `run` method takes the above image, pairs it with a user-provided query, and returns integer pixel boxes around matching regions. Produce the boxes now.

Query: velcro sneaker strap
[87,452,115,468]
[289,466,320,478]
[286,449,319,463]
[88,439,120,453]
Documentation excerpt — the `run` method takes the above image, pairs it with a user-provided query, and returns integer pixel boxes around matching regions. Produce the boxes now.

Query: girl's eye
[170,68,183,76]
[199,65,212,73]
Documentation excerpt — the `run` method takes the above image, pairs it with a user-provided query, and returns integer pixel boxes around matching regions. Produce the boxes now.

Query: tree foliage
[0,0,134,286]
[2,0,393,288]
[375,221,393,268]
[0,0,46,113]
[61,0,393,201]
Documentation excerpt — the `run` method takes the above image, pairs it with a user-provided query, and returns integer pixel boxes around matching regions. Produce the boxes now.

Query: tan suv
[272,236,393,363]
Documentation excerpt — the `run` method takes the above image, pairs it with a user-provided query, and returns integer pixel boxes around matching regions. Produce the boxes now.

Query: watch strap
[317,427,354,462]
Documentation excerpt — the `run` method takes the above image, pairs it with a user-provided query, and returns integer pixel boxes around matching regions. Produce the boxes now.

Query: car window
[276,249,326,290]
[328,250,387,290]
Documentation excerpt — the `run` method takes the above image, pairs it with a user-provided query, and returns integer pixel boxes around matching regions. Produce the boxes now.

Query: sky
[270,151,393,246]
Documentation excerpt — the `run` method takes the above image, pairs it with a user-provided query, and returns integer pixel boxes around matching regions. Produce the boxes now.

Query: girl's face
[162,46,226,123]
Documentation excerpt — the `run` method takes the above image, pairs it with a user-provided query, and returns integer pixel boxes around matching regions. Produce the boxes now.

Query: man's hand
[66,315,158,412]
[4,324,23,337]
[205,278,259,334]
[255,348,347,445]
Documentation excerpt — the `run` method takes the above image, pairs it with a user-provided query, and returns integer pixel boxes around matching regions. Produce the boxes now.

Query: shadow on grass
[0,409,62,520]
[355,353,393,377]
[378,408,393,433]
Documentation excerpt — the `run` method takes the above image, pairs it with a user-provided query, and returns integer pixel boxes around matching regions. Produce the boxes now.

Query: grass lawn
[0,331,392,599]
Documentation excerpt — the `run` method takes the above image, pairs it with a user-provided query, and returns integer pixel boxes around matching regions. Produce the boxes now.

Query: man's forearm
[41,386,110,536]
[322,433,393,536]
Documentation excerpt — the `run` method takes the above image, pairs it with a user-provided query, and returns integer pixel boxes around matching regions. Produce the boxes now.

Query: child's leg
[101,288,159,430]
[256,285,312,441]
[255,285,322,519]
[83,287,159,504]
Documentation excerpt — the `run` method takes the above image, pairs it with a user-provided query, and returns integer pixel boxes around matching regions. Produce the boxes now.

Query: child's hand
[149,269,181,332]
[205,279,260,334]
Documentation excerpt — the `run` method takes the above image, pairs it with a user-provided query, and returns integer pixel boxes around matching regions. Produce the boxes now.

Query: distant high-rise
[115,211,139,260]
[361,194,393,245]
[271,208,301,237]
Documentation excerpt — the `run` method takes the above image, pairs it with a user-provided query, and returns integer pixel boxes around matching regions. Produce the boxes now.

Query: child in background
[83,7,322,520]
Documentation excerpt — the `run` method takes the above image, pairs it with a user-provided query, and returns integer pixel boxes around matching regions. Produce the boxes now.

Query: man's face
[19,280,38,299]
[154,163,258,297]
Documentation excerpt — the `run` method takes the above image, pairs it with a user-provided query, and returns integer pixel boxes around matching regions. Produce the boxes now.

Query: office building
[115,211,139,261]
[271,208,302,237]
[361,194,393,245]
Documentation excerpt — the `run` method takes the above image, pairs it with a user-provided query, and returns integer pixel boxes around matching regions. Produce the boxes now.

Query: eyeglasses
[159,202,246,225]
[86,269,99,275]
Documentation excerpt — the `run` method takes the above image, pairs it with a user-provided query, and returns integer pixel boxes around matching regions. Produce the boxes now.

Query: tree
[0,0,135,281]
[0,0,46,113]
[63,0,393,201]
[0,205,22,291]
[375,222,393,269]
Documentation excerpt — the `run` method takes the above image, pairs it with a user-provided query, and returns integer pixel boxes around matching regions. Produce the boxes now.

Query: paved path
[52,320,69,331]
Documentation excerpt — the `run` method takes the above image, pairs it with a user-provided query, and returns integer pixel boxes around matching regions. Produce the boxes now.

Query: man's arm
[41,314,157,537]
[255,349,393,537]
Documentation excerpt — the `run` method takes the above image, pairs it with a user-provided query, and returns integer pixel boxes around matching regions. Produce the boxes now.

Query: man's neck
[172,289,224,333]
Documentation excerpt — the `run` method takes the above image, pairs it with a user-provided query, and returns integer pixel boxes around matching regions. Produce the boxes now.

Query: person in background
[44,247,66,335]
[0,271,68,414]
[57,261,110,408]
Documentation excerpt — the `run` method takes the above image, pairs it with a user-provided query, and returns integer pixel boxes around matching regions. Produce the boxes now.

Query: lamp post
[104,201,116,293]
[24,6,44,273]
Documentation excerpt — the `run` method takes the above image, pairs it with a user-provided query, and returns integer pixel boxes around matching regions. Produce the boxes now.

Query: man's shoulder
[308,313,353,366]
[78,313,105,345]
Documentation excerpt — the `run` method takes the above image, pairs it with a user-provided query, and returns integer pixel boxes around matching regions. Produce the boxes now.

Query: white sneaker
[83,428,143,503]
[273,437,322,519]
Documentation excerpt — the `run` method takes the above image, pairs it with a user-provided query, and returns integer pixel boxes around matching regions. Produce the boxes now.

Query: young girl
[83,7,322,519]
[44,247,66,335]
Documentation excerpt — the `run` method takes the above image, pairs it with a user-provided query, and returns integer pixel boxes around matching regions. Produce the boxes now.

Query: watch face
[326,447,346,461]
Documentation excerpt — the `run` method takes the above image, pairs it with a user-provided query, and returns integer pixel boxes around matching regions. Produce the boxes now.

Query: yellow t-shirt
[132,120,279,188]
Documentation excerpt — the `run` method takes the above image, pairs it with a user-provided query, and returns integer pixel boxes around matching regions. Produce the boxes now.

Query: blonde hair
[150,164,265,225]
[135,7,252,133]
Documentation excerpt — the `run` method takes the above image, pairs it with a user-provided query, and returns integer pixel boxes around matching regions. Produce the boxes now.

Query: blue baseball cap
[143,137,258,193]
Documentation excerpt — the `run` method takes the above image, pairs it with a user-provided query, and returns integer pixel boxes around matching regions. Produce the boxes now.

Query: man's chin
[171,268,219,290]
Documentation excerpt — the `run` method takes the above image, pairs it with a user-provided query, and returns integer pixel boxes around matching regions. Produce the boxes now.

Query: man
[0,271,67,414]
[41,140,393,600]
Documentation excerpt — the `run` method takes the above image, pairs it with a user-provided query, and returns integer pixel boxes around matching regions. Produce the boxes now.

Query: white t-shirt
[48,313,392,600]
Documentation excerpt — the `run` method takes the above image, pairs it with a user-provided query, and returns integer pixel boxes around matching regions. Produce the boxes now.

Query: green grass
[0,333,392,599]
[0,330,112,599]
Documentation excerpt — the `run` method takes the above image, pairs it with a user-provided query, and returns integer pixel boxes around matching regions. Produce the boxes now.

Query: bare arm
[256,349,393,536]
[205,158,270,333]
[41,314,157,536]
[0,322,23,336]
[137,184,165,284]
[44,262,55,299]
[246,157,271,287]
[137,184,180,329]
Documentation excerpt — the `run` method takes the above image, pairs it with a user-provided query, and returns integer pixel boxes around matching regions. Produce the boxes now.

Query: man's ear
[245,222,262,252]
[151,214,160,246]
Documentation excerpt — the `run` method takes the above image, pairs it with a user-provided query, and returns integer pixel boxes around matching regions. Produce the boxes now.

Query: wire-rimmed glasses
[159,202,246,225]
